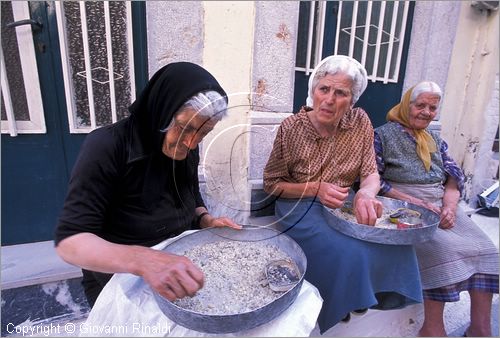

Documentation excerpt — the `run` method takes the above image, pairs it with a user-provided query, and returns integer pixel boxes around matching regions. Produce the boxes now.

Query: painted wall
[403,1,461,96]
[403,1,499,203]
[439,2,499,202]
[201,2,254,223]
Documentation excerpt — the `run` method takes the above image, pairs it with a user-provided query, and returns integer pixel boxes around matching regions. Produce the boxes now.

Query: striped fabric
[423,273,499,302]
[389,182,499,291]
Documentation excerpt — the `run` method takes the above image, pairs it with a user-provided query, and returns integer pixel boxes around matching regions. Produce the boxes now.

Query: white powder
[173,240,294,315]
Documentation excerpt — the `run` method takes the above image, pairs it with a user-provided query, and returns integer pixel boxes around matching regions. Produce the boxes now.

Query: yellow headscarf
[386,86,437,171]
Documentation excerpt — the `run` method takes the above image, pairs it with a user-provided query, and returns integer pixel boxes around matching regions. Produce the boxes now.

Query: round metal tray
[153,227,307,333]
[322,195,440,245]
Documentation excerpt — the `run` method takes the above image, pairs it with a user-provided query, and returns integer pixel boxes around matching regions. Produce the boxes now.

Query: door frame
[1,1,148,245]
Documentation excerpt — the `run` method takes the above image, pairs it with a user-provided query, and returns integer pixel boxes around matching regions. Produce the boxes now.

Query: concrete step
[310,294,499,337]
[1,241,90,336]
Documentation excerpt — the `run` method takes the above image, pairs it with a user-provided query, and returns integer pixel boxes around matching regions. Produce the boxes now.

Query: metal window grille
[55,1,136,133]
[295,1,410,84]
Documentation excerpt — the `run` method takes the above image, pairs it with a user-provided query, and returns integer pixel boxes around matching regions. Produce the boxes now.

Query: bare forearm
[358,173,381,197]
[382,186,441,214]
[383,188,417,204]
[353,173,383,225]
[56,232,206,302]
[56,232,150,276]
[265,181,319,199]
[442,177,460,208]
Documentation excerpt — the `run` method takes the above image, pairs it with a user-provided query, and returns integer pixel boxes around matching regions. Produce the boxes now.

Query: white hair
[181,90,228,119]
[163,90,227,130]
[306,55,368,106]
[411,81,442,102]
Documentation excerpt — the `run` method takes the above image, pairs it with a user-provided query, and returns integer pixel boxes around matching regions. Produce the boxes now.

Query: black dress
[55,62,228,306]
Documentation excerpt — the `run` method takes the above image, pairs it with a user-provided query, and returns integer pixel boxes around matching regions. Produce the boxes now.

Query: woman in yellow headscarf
[374,81,499,337]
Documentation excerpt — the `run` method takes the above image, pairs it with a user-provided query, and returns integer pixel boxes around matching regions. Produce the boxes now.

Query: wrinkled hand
[206,216,242,230]
[140,249,204,301]
[439,205,456,229]
[317,182,349,209]
[353,190,383,226]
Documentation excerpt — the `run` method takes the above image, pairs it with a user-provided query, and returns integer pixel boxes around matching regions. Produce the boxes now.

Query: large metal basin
[153,227,307,333]
[323,195,440,245]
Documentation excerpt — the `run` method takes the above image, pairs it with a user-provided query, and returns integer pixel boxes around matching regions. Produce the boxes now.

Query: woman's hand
[204,216,242,230]
[56,233,205,302]
[317,182,349,209]
[353,189,383,226]
[195,207,242,230]
[138,249,205,301]
[439,177,460,229]
[439,204,457,229]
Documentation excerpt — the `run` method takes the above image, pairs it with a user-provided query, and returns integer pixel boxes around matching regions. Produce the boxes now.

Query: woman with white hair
[375,81,499,337]
[263,55,423,333]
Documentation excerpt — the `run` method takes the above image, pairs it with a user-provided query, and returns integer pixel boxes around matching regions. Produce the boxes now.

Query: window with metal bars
[55,1,136,133]
[295,1,411,83]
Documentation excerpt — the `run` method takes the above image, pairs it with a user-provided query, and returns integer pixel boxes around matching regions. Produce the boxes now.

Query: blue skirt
[275,198,423,333]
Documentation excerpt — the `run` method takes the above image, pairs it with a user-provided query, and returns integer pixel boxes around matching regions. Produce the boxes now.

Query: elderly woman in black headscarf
[55,62,240,307]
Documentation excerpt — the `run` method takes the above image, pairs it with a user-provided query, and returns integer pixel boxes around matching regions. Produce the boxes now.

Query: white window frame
[55,1,136,134]
[1,1,46,136]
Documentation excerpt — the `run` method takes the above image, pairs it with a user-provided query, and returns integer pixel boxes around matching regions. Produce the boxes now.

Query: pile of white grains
[173,240,294,315]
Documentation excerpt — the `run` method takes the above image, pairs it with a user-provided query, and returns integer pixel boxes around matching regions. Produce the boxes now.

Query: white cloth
[80,231,323,337]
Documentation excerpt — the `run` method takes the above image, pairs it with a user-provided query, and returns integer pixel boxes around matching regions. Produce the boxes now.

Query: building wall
[251,1,299,113]
[145,1,498,213]
[439,2,499,202]
[472,73,499,198]
[249,1,298,187]
[403,1,461,97]
[145,1,300,219]
[402,1,460,130]
[404,1,499,203]
[146,1,204,74]
[201,2,254,222]
[146,1,255,222]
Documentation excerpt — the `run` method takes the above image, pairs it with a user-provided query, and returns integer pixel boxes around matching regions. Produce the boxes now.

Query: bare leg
[418,299,447,337]
[466,290,492,337]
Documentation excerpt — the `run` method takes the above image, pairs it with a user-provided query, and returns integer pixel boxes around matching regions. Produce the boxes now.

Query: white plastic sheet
[81,231,323,337]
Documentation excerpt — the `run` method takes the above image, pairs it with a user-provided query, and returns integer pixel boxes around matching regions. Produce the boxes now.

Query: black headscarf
[128,62,227,208]
[129,62,227,151]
